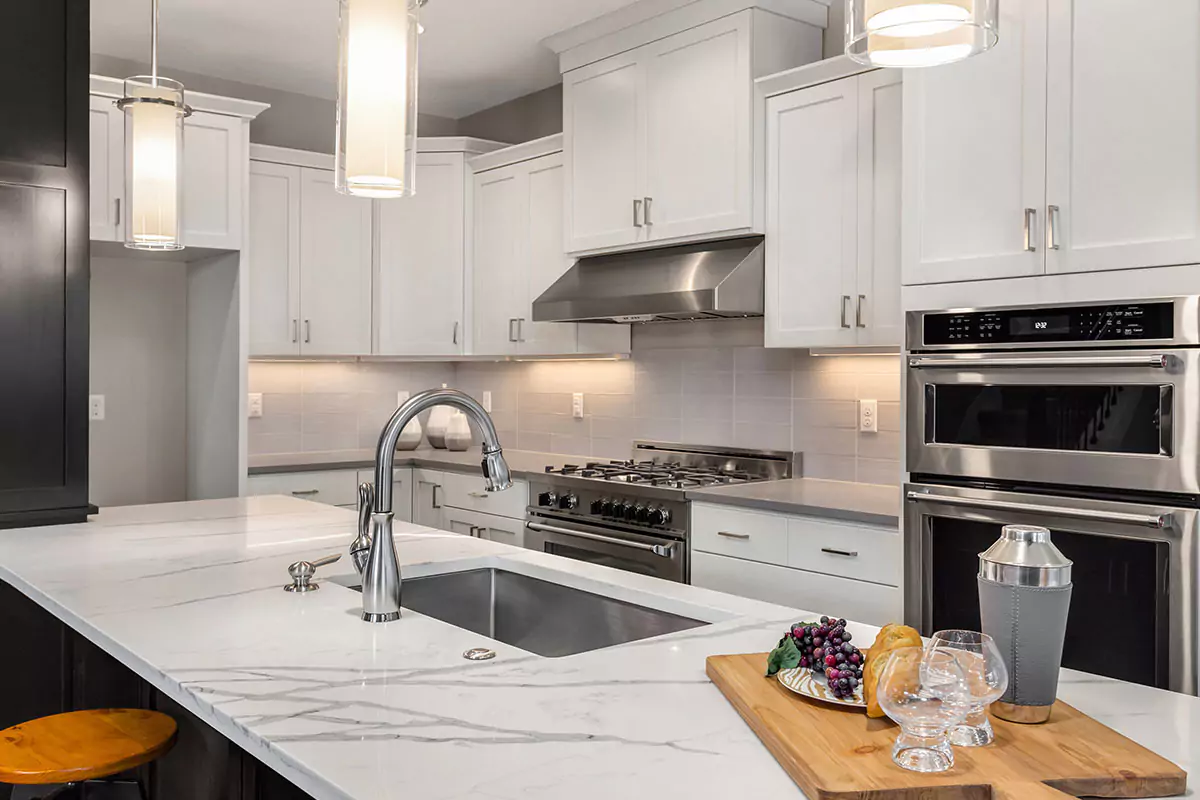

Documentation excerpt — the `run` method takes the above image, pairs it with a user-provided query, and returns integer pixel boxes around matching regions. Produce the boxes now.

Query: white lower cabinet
[443,507,525,549]
[245,467,412,522]
[413,468,445,529]
[691,502,901,625]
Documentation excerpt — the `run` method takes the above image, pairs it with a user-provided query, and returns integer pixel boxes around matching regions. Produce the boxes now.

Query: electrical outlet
[89,395,105,421]
[572,393,584,420]
[482,391,493,413]
[248,393,263,419]
[397,390,411,408]
[859,399,878,433]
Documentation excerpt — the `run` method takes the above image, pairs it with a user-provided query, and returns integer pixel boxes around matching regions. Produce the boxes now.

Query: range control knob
[558,493,579,510]
[600,498,615,516]
[636,505,653,524]
[537,491,558,507]
[612,501,629,519]
[590,498,605,515]
[649,507,672,526]
[627,504,645,522]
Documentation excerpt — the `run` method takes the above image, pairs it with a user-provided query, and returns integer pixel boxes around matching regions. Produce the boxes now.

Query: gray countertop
[686,478,900,527]
[250,450,900,526]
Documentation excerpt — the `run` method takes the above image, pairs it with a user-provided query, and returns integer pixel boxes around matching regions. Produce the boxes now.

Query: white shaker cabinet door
[88,95,123,242]
[764,77,859,348]
[376,154,466,356]
[855,69,903,347]
[643,15,752,243]
[1045,0,1200,275]
[182,110,244,250]
[521,153,578,355]
[902,0,1048,285]
[413,469,445,530]
[248,160,301,356]
[471,162,524,357]
[298,167,373,356]
[563,51,644,253]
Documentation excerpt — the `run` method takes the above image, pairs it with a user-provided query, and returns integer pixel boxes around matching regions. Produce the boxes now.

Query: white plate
[777,666,866,709]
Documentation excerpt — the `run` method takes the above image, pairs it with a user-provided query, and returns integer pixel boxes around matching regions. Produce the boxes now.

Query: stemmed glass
[875,646,971,772]
[926,630,1009,747]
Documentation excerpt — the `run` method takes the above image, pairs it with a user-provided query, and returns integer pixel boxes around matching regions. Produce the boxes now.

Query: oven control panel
[923,302,1174,346]
[529,481,684,535]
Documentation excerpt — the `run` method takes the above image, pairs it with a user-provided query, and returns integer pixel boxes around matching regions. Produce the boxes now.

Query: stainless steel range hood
[531,235,764,324]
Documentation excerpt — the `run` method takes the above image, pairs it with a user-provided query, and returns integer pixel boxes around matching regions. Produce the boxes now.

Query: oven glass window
[927,517,1169,689]
[930,385,1167,454]
[544,542,665,579]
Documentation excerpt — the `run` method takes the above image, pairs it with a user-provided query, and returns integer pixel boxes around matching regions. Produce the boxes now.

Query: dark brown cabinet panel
[0,0,89,523]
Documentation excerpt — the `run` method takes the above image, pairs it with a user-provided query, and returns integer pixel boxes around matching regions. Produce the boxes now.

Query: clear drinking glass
[926,630,1009,747]
[876,646,971,772]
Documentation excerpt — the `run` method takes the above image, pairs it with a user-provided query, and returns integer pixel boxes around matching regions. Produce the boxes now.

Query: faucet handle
[285,553,342,593]
[351,482,374,576]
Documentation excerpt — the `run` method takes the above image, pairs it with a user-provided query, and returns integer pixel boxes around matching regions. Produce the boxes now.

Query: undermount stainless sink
[349,568,708,657]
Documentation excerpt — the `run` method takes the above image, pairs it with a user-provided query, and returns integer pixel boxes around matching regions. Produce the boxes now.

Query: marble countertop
[687,479,901,526]
[0,497,1193,800]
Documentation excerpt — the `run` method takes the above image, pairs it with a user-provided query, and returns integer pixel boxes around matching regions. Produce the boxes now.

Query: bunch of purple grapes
[787,615,863,700]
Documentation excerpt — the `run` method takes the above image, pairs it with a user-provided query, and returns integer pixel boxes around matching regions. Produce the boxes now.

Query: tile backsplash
[248,322,902,486]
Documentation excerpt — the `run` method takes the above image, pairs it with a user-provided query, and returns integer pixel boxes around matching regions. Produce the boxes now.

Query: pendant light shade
[335,0,421,199]
[846,0,998,68]
[118,0,190,250]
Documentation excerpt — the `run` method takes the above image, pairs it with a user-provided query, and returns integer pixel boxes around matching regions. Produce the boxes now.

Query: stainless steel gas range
[526,441,794,583]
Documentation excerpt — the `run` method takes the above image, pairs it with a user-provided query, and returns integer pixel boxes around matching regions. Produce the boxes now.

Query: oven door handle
[525,522,676,558]
[905,490,1171,529]
[907,354,1169,370]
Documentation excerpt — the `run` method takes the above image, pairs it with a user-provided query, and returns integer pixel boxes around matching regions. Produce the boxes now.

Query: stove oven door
[524,512,687,583]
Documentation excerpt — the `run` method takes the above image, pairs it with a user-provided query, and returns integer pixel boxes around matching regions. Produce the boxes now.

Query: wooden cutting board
[707,652,1187,800]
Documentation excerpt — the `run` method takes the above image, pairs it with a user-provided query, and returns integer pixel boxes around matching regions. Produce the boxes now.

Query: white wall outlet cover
[89,394,106,421]
[572,392,584,420]
[482,390,493,413]
[859,399,878,433]
[397,390,411,407]
[248,393,264,419]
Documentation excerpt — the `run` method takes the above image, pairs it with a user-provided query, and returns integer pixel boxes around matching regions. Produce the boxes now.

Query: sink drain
[463,647,496,661]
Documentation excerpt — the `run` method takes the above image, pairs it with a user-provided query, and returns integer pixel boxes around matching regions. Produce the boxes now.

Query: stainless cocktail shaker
[977,524,1073,723]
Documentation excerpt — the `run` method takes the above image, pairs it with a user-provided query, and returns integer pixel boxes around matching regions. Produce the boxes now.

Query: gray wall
[89,54,458,153]
[456,84,563,144]
[89,257,189,507]
[824,1,846,59]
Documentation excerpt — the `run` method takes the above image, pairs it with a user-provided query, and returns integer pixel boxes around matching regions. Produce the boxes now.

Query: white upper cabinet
[763,66,902,349]
[87,78,263,250]
[902,0,1047,286]
[89,95,123,242]
[299,167,373,356]
[182,111,244,250]
[376,153,468,356]
[469,139,631,357]
[563,52,644,253]
[904,0,1200,286]
[558,7,822,256]
[1044,0,1200,275]
[643,15,751,243]
[248,160,301,356]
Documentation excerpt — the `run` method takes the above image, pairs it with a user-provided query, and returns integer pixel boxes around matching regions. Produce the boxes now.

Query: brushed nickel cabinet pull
[717,531,750,540]
[113,198,121,227]
[821,547,859,558]
[508,318,518,343]
[1023,208,1038,252]
[291,489,319,497]
[291,319,298,343]
[840,296,852,329]
[644,197,653,225]
[856,295,866,328]
[304,319,311,343]
[453,321,460,345]
[633,198,643,228]
[1047,204,1061,250]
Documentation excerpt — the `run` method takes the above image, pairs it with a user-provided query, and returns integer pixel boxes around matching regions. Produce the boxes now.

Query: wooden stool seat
[0,709,176,785]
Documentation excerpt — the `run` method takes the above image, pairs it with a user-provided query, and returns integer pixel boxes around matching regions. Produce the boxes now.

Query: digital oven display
[1010,314,1070,337]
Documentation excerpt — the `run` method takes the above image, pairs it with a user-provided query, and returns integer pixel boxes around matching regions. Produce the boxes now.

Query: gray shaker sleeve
[978,576,1072,707]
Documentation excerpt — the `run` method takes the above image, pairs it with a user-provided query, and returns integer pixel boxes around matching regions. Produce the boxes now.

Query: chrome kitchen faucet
[357,388,512,622]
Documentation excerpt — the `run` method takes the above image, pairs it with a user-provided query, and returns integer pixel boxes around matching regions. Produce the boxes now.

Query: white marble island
[0,496,1193,800]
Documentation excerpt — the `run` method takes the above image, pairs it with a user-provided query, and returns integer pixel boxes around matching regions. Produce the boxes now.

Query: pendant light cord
[150,0,159,86]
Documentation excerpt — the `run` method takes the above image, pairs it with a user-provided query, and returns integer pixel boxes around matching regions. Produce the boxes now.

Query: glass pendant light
[335,0,421,199]
[117,0,191,250]
[846,0,998,68]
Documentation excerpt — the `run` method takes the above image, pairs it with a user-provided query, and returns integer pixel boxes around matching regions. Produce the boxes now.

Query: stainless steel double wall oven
[905,298,1200,695]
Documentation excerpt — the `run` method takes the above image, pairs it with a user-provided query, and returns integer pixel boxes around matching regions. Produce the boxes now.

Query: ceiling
[91,0,643,119]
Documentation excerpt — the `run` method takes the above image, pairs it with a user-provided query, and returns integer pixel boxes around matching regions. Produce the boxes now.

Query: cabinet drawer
[691,552,901,627]
[442,507,525,549]
[245,470,357,507]
[691,503,787,564]
[786,517,900,587]
[438,470,528,518]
